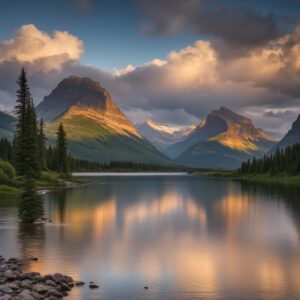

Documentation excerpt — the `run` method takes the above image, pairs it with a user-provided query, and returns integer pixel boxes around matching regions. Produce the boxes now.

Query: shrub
[0,160,16,183]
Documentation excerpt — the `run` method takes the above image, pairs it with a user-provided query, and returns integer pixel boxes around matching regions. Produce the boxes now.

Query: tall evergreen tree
[14,68,31,176]
[38,118,47,170]
[56,122,69,175]
[25,99,40,179]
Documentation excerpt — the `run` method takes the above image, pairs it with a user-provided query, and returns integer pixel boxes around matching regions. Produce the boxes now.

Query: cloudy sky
[1,0,300,136]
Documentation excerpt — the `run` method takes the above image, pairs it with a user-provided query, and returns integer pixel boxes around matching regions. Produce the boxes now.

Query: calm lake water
[1,173,300,299]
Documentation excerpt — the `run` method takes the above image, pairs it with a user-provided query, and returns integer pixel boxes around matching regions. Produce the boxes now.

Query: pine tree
[14,68,31,176]
[13,69,40,179]
[38,118,47,170]
[25,99,40,179]
[18,178,44,223]
[56,122,69,175]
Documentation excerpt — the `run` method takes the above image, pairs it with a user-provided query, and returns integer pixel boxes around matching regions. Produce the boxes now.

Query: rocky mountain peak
[36,76,114,121]
[210,106,252,126]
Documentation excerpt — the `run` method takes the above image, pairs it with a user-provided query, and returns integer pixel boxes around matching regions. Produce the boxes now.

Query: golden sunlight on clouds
[0,24,83,70]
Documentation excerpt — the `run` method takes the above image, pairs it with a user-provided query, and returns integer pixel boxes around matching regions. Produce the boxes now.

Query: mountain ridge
[137,119,196,152]
[39,76,173,164]
[168,107,276,169]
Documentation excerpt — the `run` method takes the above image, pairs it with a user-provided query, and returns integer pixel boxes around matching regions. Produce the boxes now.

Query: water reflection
[0,175,300,299]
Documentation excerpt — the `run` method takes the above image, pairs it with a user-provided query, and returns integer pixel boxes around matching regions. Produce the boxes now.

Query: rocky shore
[0,255,90,300]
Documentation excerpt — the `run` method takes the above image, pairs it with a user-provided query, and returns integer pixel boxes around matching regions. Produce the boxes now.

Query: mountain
[37,76,173,164]
[0,111,16,140]
[168,107,276,169]
[137,119,195,152]
[271,114,300,152]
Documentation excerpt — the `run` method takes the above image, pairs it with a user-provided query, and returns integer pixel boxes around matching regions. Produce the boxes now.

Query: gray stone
[33,284,51,293]
[45,280,56,287]
[60,282,70,291]
[4,271,17,281]
[52,273,65,283]
[15,289,35,300]
[75,281,85,286]
[0,295,11,300]
[89,283,99,289]
[47,288,63,297]
[6,282,19,290]
[29,290,43,300]
[20,280,32,290]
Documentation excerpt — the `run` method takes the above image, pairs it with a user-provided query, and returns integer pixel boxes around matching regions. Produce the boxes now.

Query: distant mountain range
[1,76,300,170]
[137,119,195,152]
[168,107,277,169]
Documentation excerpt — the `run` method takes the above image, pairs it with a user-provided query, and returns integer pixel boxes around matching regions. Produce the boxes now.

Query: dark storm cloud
[140,0,280,48]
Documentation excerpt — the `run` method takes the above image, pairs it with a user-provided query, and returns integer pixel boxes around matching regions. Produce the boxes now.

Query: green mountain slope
[39,76,173,165]
[170,107,277,169]
[46,109,172,164]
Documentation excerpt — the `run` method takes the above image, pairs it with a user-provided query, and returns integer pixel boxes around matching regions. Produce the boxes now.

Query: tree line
[240,144,300,175]
[5,68,70,222]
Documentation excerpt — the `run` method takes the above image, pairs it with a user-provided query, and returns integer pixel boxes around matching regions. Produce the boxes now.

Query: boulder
[15,289,35,300]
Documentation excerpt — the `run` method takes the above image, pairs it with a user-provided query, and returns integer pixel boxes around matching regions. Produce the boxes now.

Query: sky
[0,0,300,136]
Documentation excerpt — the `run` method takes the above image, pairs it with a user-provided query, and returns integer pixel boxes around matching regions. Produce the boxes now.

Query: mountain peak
[144,119,179,134]
[62,76,103,91]
[36,76,114,121]
[210,106,252,126]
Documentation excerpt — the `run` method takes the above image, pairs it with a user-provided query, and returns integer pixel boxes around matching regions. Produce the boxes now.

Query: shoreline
[207,171,300,186]
[0,180,91,197]
[0,255,91,299]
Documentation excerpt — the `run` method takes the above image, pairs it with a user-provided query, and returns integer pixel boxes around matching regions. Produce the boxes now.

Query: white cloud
[0,23,300,134]
[0,24,83,70]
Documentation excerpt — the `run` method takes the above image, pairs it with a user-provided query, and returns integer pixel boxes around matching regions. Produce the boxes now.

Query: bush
[0,160,16,184]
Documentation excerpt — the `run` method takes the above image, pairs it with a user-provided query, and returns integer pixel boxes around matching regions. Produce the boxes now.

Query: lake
[1,173,300,299]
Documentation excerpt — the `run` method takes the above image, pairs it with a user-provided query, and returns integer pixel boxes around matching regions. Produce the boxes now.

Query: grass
[208,171,300,185]
[0,171,86,196]
[0,184,22,195]
[36,171,61,187]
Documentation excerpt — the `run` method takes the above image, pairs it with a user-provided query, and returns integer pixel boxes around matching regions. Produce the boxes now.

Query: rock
[52,273,64,283]
[144,286,149,289]
[0,295,11,300]
[28,290,42,300]
[46,289,63,297]
[20,280,32,290]
[28,257,38,262]
[15,289,35,300]
[33,284,51,294]
[0,288,13,294]
[4,271,17,281]
[45,280,56,287]
[6,282,19,290]
[75,281,85,286]
[60,282,71,291]
[64,275,73,283]
[44,275,53,280]
[89,283,99,289]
